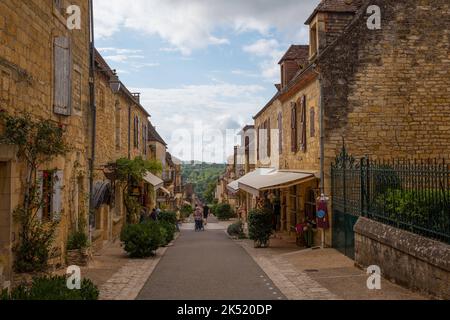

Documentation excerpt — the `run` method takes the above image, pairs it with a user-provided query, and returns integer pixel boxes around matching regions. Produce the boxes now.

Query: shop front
[231,168,325,248]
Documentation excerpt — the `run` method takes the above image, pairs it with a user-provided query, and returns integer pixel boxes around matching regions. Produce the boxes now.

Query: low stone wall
[354,217,449,299]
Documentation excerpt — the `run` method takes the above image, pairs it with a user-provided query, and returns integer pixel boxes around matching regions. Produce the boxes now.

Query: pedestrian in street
[150,208,157,221]
[175,207,181,232]
[203,204,210,226]
[194,205,203,232]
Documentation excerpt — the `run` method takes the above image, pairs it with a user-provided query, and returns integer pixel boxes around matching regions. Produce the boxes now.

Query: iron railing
[331,146,450,244]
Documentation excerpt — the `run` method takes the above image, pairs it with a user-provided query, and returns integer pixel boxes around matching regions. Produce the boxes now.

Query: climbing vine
[114,157,162,224]
[0,111,69,273]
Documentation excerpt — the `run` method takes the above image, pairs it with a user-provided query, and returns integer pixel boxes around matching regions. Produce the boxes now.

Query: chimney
[132,92,141,103]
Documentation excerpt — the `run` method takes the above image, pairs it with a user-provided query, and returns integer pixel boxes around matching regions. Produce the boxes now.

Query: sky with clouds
[94,0,320,163]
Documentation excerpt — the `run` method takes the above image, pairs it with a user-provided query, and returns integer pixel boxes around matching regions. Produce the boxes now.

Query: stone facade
[250,0,449,248]
[319,0,450,198]
[354,217,450,299]
[0,0,91,285]
[91,51,155,251]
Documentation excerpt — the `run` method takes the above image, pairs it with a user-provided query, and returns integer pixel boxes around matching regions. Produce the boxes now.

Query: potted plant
[248,208,274,248]
[66,229,90,267]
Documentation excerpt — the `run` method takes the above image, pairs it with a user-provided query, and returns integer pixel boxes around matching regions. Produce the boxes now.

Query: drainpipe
[313,64,326,249]
[312,64,325,193]
[88,0,97,242]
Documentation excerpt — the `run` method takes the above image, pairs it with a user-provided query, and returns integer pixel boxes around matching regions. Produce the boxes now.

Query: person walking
[194,205,203,232]
[203,204,210,226]
[150,208,157,221]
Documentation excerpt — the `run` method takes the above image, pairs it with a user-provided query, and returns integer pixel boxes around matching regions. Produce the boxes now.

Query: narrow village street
[0,0,448,306]
[80,216,426,301]
[137,216,285,300]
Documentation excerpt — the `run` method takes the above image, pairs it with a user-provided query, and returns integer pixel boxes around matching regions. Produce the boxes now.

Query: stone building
[0,0,91,287]
[90,50,162,252]
[163,153,184,210]
[235,0,450,248]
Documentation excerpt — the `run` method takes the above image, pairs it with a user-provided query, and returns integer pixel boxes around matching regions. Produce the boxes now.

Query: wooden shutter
[310,107,315,138]
[267,118,271,158]
[53,37,72,115]
[291,102,297,152]
[52,171,63,222]
[300,95,307,152]
[257,126,260,161]
[278,113,283,155]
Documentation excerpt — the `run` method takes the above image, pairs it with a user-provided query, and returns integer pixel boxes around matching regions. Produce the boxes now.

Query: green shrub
[214,203,235,221]
[158,211,177,225]
[2,275,99,300]
[120,221,162,258]
[374,189,450,229]
[373,165,402,196]
[248,208,274,248]
[227,221,246,239]
[180,205,193,219]
[158,220,177,245]
[67,230,89,251]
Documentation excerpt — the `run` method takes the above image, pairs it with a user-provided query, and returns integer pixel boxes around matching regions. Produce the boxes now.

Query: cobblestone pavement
[235,236,426,300]
[98,246,169,300]
[238,240,338,300]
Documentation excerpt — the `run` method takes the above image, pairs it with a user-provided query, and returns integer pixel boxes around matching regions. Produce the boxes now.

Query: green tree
[114,157,162,224]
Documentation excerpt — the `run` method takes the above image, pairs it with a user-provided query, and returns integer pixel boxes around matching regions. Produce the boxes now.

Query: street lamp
[109,70,121,93]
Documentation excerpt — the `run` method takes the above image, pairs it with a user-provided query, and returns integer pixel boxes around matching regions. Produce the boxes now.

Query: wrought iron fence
[331,146,450,244]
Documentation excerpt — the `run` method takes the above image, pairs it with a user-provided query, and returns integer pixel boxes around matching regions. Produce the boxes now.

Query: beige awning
[228,168,276,194]
[143,172,164,189]
[238,170,317,197]
[159,187,171,196]
[227,180,239,193]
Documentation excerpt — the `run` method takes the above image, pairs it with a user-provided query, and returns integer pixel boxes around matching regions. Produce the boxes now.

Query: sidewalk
[81,237,174,300]
[234,235,427,300]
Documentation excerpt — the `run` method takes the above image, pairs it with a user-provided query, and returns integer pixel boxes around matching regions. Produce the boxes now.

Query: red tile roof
[305,0,361,24]
[278,45,310,64]
[148,125,167,146]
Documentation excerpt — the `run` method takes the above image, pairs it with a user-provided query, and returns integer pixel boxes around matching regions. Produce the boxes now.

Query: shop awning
[92,181,112,209]
[227,168,276,194]
[227,180,239,193]
[238,170,317,197]
[159,187,171,196]
[143,172,164,189]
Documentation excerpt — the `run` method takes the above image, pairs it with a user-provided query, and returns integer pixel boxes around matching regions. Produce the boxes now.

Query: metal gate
[331,146,364,259]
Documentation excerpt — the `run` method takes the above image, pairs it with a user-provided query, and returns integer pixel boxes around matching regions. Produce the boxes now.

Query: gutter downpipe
[313,64,325,248]
[88,0,97,242]
[312,64,325,194]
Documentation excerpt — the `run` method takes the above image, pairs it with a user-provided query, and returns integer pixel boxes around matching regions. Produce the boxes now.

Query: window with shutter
[291,102,297,153]
[52,171,63,222]
[133,116,138,148]
[115,101,121,150]
[257,126,260,161]
[53,37,72,116]
[310,107,315,138]
[267,118,271,158]
[300,95,307,152]
[278,112,283,155]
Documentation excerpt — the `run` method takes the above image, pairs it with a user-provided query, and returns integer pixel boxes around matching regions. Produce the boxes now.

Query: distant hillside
[181,163,226,202]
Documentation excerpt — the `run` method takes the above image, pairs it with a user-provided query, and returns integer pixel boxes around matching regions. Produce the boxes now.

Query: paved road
[137,218,285,300]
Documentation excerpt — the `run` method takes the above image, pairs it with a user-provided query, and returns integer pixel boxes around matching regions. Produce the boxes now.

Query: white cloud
[97,47,143,54]
[243,39,285,82]
[94,0,320,54]
[132,83,267,162]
